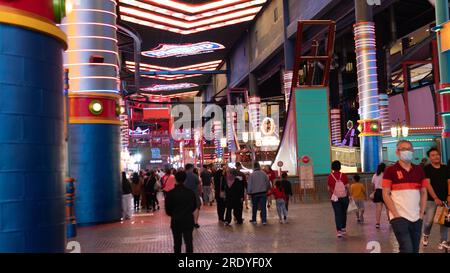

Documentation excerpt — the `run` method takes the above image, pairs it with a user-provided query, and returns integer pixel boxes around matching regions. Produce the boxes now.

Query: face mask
[399,150,413,162]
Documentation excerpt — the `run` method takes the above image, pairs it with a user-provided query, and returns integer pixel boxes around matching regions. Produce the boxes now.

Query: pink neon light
[145,0,244,13]
[119,0,266,21]
[119,6,261,29]
[126,60,221,71]
[60,22,118,30]
[120,15,257,34]
[68,36,118,42]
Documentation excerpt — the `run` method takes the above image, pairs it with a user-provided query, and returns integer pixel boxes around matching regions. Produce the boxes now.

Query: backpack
[331,173,347,198]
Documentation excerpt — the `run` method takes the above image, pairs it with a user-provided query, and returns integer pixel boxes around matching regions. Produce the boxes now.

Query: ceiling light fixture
[142,42,225,58]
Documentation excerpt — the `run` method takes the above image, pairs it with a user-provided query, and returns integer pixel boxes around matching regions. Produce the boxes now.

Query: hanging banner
[441,21,450,53]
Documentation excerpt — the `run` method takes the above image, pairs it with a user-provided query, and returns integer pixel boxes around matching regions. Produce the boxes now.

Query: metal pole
[354,0,382,172]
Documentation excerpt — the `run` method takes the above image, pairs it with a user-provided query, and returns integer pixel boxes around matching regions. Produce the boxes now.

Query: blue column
[0,24,66,252]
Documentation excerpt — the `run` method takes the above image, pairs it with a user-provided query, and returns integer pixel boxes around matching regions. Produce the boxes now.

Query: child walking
[269,180,288,223]
[350,174,366,223]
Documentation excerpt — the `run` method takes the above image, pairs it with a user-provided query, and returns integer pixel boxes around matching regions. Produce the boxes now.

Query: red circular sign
[277,161,283,167]
[301,156,310,164]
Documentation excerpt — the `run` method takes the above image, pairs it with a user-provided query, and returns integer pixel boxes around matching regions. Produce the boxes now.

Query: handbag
[435,202,450,226]
[347,198,358,214]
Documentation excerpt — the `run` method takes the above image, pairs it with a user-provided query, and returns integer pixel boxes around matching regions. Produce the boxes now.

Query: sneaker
[279,219,283,224]
[375,223,380,229]
[340,229,346,235]
[438,241,449,250]
[224,222,231,226]
[262,222,267,225]
[422,235,429,247]
[337,232,343,238]
[249,220,257,224]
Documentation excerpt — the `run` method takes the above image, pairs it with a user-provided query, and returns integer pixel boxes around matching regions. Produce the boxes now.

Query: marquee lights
[130,91,199,101]
[141,83,199,92]
[118,0,266,34]
[142,42,225,58]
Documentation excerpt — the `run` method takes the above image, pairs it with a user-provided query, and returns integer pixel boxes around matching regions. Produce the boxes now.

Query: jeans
[121,194,133,219]
[423,201,449,242]
[172,228,193,253]
[202,186,211,204]
[331,197,349,231]
[251,194,267,223]
[133,194,140,210]
[391,217,423,253]
[276,199,287,220]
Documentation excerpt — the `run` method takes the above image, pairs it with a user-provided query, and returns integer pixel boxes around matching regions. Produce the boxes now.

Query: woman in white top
[371,163,389,228]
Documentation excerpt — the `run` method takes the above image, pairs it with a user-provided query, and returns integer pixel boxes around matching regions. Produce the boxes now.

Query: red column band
[358,119,382,137]
[69,93,121,125]
[439,92,450,113]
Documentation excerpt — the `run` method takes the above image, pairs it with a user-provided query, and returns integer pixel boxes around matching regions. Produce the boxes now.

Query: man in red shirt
[382,140,428,253]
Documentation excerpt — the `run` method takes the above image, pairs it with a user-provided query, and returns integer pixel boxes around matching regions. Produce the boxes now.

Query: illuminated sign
[141,83,198,92]
[129,127,149,136]
[143,42,225,58]
[151,148,161,159]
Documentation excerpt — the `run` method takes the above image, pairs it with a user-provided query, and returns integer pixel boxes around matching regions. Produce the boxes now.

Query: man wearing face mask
[382,140,428,253]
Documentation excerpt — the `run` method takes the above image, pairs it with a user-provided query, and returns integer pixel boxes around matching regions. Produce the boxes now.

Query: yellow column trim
[0,6,67,49]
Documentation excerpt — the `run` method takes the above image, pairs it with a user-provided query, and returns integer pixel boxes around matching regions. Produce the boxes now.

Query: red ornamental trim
[358,119,381,134]
[0,0,55,22]
[442,131,450,138]
[440,92,450,113]
[69,96,119,121]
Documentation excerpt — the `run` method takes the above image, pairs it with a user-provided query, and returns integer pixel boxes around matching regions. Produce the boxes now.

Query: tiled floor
[73,194,446,253]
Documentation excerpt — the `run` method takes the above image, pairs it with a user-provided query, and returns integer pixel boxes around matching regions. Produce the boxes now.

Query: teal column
[434,0,450,163]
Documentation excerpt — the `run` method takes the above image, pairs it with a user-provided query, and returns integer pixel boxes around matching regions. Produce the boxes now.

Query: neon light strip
[126,60,221,71]
[145,0,245,13]
[119,6,261,29]
[65,49,119,55]
[68,36,118,42]
[64,63,119,69]
[70,76,118,80]
[70,8,118,17]
[119,0,265,21]
[120,14,257,34]
[70,90,120,93]
[59,22,118,30]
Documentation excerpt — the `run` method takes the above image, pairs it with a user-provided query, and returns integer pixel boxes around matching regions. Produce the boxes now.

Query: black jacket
[165,184,197,230]
[225,175,245,204]
[122,179,132,195]
[213,169,226,199]
[281,179,293,196]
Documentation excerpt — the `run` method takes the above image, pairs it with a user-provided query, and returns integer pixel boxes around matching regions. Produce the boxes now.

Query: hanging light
[242,132,249,143]
[401,125,409,137]
[220,137,227,148]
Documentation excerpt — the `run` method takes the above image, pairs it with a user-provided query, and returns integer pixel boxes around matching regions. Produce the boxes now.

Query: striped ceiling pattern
[118,0,267,34]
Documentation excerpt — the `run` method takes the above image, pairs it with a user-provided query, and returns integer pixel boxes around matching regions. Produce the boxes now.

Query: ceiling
[117,0,268,99]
